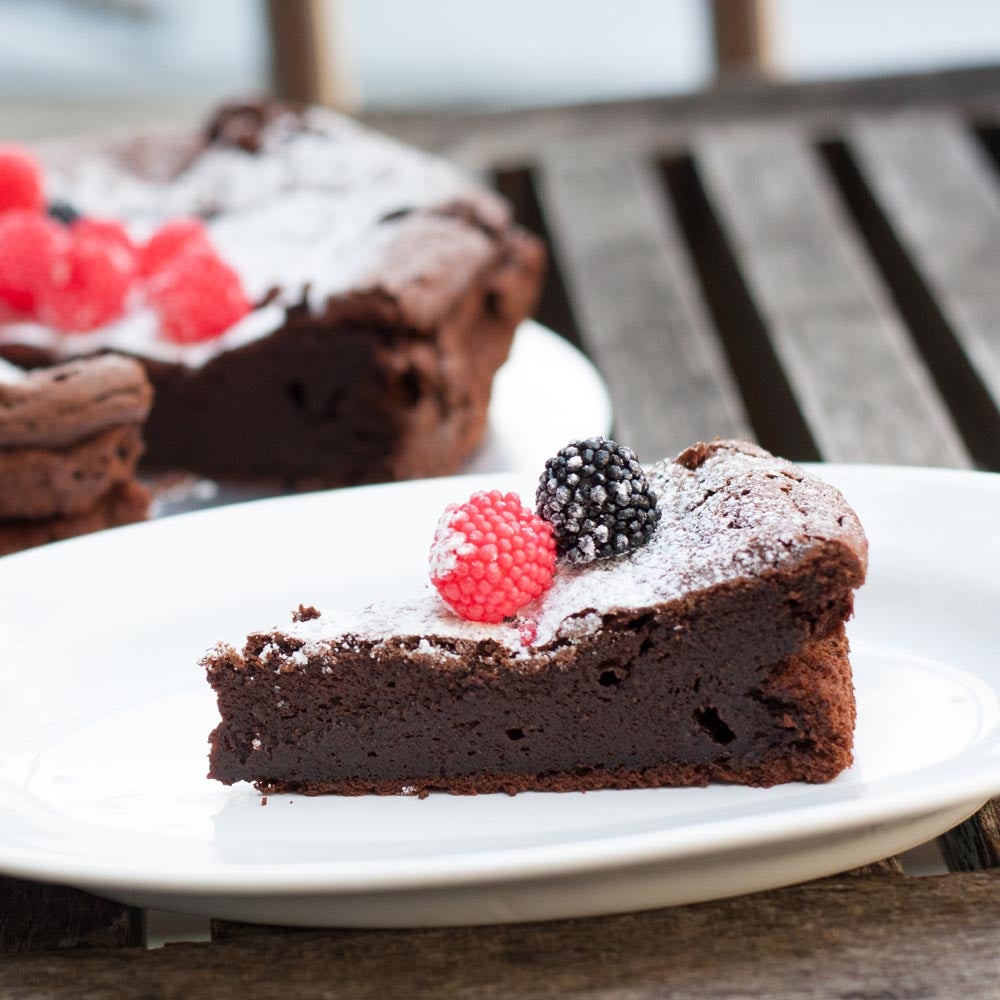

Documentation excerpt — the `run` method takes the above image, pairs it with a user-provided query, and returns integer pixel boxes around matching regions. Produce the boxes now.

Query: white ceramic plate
[152,319,613,515]
[0,464,998,927]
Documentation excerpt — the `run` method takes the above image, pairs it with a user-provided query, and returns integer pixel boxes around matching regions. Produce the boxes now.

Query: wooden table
[4,66,1000,998]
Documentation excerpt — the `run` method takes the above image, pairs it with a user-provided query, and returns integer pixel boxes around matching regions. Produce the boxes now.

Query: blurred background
[2,0,1000,137]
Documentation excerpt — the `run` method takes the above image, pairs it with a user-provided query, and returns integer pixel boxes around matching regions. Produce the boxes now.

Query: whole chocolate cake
[205,440,867,795]
[0,354,152,556]
[0,101,544,486]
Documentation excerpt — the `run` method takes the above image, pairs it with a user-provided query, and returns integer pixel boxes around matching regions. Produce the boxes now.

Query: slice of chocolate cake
[0,355,152,556]
[205,440,867,795]
[0,101,544,487]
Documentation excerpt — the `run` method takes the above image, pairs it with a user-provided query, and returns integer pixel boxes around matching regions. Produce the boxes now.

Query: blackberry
[536,437,660,564]
[47,200,80,225]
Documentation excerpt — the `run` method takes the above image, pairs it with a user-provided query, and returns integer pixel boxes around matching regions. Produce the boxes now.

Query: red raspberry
[140,219,211,278]
[430,490,557,623]
[146,245,250,343]
[72,218,137,267]
[0,147,44,215]
[35,226,134,332]
[0,211,67,313]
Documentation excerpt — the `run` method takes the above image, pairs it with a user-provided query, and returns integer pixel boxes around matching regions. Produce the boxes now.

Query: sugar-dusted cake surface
[0,101,544,485]
[274,439,867,653]
[0,354,152,555]
[205,440,867,794]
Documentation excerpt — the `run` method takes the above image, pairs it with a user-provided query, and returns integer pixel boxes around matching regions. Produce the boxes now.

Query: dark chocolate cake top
[231,440,868,664]
[0,104,510,368]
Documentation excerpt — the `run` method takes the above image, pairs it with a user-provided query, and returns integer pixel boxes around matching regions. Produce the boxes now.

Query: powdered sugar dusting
[428,505,469,578]
[0,106,494,367]
[0,356,25,384]
[258,441,866,664]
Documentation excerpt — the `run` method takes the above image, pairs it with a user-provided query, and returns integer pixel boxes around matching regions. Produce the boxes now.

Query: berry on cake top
[0,147,44,215]
[429,490,556,623]
[0,146,249,341]
[537,437,660,564]
[428,438,660,629]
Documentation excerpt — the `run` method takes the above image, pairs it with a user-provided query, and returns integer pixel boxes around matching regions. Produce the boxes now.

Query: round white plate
[152,319,613,515]
[0,464,999,927]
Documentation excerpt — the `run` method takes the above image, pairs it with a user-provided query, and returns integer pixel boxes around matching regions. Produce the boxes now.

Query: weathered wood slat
[5,873,1000,999]
[844,114,1000,468]
[937,799,1000,872]
[0,876,143,953]
[662,155,821,460]
[535,150,753,458]
[493,168,583,349]
[847,114,1000,397]
[361,64,1000,168]
[693,126,972,467]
